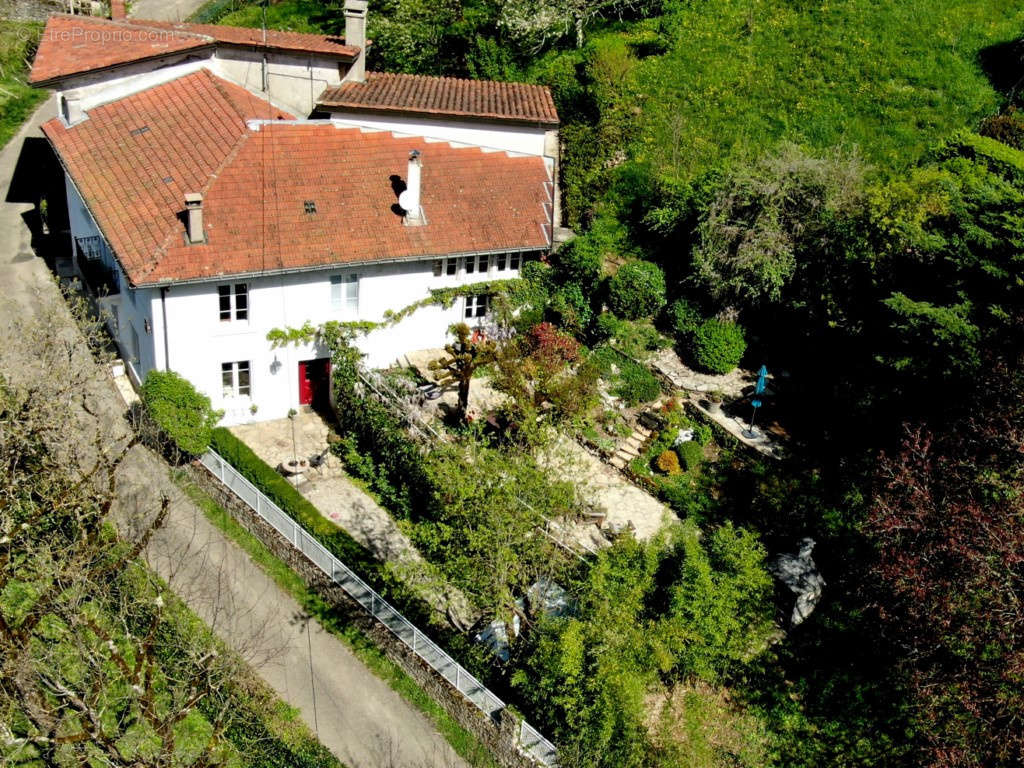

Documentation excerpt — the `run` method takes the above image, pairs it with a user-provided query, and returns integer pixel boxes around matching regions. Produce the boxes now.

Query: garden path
[538,434,679,543]
[650,347,752,396]
[230,415,480,628]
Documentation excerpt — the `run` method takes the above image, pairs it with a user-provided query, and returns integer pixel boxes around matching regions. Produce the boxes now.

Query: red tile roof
[124,19,359,59]
[30,15,358,86]
[318,72,559,126]
[43,71,552,287]
[30,15,212,85]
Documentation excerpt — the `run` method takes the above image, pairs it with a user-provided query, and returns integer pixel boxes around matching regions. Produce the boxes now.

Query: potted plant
[704,390,724,415]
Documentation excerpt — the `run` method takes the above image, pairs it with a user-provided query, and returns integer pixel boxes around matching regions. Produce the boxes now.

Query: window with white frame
[496,252,508,271]
[330,274,359,313]
[218,283,248,321]
[446,257,458,276]
[221,361,251,398]
[478,253,490,273]
[509,252,522,270]
[465,255,475,275]
[464,294,489,319]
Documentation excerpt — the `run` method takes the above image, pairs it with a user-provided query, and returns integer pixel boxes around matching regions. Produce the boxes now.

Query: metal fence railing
[200,449,558,767]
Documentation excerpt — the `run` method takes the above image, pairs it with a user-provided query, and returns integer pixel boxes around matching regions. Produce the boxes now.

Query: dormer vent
[398,150,424,226]
[185,193,205,244]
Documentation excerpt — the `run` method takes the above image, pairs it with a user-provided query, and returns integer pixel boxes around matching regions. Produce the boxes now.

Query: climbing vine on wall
[266,278,527,348]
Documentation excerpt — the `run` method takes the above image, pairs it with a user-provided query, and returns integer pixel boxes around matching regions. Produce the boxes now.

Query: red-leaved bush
[865,365,1024,767]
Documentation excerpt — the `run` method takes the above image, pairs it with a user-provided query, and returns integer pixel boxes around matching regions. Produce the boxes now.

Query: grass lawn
[633,0,1024,179]
[0,22,46,151]
[216,0,330,33]
[174,470,499,768]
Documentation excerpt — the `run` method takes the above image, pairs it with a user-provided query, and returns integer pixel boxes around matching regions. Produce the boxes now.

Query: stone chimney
[344,0,368,83]
[185,193,205,244]
[110,0,127,19]
[399,150,424,226]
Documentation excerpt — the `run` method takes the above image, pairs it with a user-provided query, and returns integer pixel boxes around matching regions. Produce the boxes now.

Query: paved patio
[230,412,479,628]
[401,347,509,421]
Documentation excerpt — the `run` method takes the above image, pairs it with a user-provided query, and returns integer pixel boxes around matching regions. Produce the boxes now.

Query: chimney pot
[110,0,127,19]
[399,150,424,226]
[185,193,205,244]
[344,0,368,83]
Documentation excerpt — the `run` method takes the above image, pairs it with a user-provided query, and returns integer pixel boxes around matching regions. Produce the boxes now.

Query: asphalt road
[0,99,467,768]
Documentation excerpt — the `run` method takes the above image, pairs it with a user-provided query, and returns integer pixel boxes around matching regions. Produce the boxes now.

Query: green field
[0,21,46,150]
[195,0,1024,184]
[631,1,1024,178]
[216,0,328,33]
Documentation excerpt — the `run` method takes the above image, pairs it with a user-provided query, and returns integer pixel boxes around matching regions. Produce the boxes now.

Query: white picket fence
[200,450,559,767]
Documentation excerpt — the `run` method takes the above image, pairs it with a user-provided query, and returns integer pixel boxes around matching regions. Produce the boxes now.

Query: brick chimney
[185,193,205,244]
[344,0,368,83]
[110,0,127,19]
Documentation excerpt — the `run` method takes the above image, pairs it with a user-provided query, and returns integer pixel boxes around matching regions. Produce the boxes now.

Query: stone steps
[608,425,656,470]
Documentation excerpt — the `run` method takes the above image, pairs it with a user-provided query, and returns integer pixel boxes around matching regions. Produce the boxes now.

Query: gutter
[315,103,560,130]
[160,287,170,371]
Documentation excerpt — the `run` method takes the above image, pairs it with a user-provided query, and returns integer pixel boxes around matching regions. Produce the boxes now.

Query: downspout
[261,2,269,93]
[160,287,170,371]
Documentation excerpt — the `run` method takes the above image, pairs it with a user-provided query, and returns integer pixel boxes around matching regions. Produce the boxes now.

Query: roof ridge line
[48,12,215,41]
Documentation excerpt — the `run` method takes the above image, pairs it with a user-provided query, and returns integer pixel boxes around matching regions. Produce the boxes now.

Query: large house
[31,2,560,424]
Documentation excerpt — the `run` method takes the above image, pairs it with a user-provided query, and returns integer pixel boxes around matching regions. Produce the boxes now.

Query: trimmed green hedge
[608,261,667,320]
[143,370,222,456]
[691,319,747,374]
[209,427,379,576]
[677,440,704,472]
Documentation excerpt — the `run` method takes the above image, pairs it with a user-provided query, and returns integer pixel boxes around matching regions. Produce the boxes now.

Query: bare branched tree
[0,284,288,766]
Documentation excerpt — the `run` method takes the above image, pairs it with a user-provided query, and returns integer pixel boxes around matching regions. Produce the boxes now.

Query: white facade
[149,253,532,425]
[54,45,357,119]
[65,164,537,424]
[327,110,553,158]
[65,174,157,385]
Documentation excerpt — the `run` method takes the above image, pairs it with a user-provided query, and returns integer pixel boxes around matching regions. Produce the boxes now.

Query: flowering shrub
[656,449,682,475]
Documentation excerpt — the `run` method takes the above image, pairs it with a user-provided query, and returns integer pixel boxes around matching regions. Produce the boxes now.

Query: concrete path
[131,0,210,22]
[0,101,468,768]
[231,414,480,629]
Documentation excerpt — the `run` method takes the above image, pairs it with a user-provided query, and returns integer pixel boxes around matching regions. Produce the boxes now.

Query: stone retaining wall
[187,463,542,768]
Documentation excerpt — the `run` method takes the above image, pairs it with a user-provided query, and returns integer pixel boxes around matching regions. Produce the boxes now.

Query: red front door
[298,358,331,407]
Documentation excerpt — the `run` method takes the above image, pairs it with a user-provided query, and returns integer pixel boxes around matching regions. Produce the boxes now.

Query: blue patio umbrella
[755,365,768,395]
[744,366,768,439]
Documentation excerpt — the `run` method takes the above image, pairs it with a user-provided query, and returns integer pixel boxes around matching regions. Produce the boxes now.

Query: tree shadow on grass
[979,38,1024,104]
